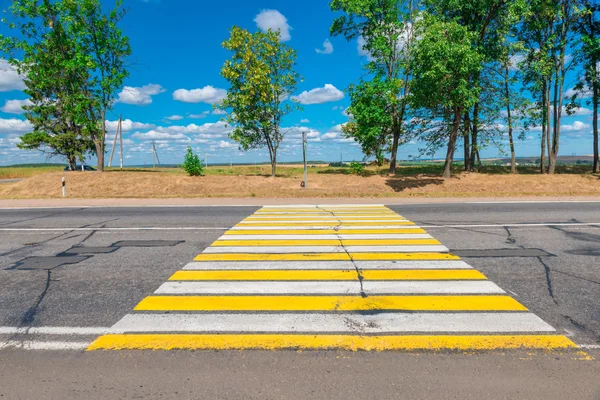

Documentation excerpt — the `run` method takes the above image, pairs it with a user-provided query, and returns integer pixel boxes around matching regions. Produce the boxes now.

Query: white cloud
[0,59,26,92]
[316,39,334,55]
[131,130,189,141]
[219,140,236,148]
[116,84,165,105]
[105,119,155,132]
[212,109,227,115]
[0,118,32,133]
[189,111,210,119]
[173,86,227,104]
[1,99,32,114]
[561,121,590,132]
[254,9,291,42]
[300,119,310,123]
[357,36,371,59]
[509,54,525,71]
[292,84,344,105]
[165,115,184,121]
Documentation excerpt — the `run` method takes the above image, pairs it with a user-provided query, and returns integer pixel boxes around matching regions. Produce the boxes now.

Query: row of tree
[331,0,600,177]
[0,0,130,171]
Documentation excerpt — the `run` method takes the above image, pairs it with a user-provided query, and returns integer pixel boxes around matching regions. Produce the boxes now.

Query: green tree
[342,77,398,166]
[1,0,97,169]
[218,26,301,177]
[411,13,483,178]
[181,146,204,176]
[330,0,418,175]
[573,0,600,173]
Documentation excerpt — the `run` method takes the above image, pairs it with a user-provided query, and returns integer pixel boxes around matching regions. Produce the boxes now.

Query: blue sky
[0,0,596,166]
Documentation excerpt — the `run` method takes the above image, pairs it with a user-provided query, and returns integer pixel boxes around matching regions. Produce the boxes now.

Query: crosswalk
[88,204,576,351]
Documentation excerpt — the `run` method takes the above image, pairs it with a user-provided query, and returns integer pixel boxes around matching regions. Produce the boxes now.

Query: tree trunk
[443,108,462,179]
[388,108,400,176]
[504,65,516,174]
[67,154,77,171]
[97,109,106,172]
[463,112,471,171]
[548,80,556,174]
[540,85,547,174]
[469,103,479,172]
[271,150,277,177]
[594,81,599,173]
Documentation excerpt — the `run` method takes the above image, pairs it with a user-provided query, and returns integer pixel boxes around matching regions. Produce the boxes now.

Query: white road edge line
[0,341,91,350]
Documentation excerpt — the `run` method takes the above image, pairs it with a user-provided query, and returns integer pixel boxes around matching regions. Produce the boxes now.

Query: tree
[219,26,301,177]
[519,0,581,174]
[181,146,204,176]
[0,0,97,169]
[0,0,130,172]
[424,0,528,172]
[62,0,131,172]
[411,13,483,178]
[342,77,399,166]
[330,0,418,175]
[573,0,600,173]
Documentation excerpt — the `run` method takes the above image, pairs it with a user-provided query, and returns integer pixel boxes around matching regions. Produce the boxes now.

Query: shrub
[350,161,365,175]
[181,146,204,176]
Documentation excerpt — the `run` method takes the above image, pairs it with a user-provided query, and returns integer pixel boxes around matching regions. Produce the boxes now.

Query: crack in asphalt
[315,205,366,299]
[0,208,87,227]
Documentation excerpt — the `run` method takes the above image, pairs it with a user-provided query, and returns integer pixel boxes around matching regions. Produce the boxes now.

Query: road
[0,201,599,399]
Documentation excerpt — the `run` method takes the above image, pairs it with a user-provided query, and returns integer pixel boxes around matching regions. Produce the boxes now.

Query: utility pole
[205,153,208,168]
[151,140,161,168]
[302,132,308,188]
[119,115,123,170]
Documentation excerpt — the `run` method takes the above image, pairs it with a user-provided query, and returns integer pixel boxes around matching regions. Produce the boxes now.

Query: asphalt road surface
[0,201,599,399]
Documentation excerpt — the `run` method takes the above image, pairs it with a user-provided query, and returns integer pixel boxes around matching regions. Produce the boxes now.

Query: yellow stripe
[168,269,487,281]
[211,239,441,246]
[193,253,459,261]
[134,295,526,311]
[87,334,577,351]
[246,217,406,220]
[235,222,416,227]
[224,229,428,235]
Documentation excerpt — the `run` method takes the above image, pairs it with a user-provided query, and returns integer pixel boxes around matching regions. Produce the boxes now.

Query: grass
[0,165,64,179]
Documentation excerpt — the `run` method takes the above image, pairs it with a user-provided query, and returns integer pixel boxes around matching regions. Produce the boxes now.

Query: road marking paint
[225,228,427,234]
[235,222,416,227]
[155,281,361,295]
[193,253,459,261]
[0,327,114,335]
[202,245,450,254]
[246,215,402,219]
[219,234,434,240]
[579,344,600,349]
[239,219,409,224]
[169,269,486,281]
[88,334,576,351]
[212,239,441,246]
[134,295,526,311]
[183,260,473,270]
[0,340,91,350]
[154,280,504,295]
[261,204,385,208]
[109,313,556,334]
[230,225,420,230]
[0,227,230,232]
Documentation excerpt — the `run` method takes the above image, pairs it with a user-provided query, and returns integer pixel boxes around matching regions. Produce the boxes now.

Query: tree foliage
[181,146,204,176]
[219,26,301,177]
[0,0,131,171]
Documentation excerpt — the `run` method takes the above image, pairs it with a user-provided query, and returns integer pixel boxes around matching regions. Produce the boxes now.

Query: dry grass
[0,165,64,179]
[1,168,599,199]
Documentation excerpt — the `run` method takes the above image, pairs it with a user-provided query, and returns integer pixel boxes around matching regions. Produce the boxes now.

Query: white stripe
[219,234,434,240]
[261,204,385,208]
[1,223,599,232]
[0,341,90,350]
[155,281,360,294]
[361,280,504,294]
[202,245,449,254]
[246,215,399,219]
[0,327,112,335]
[230,225,420,230]
[110,313,556,333]
[239,220,408,224]
[183,260,473,270]
[579,344,600,349]
[254,212,394,215]
[155,280,503,295]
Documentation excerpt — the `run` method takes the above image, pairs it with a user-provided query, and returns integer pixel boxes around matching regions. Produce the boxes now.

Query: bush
[181,146,204,176]
[350,161,365,175]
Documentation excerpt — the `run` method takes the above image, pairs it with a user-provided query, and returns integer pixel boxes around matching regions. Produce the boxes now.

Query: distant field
[0,165,64,179]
